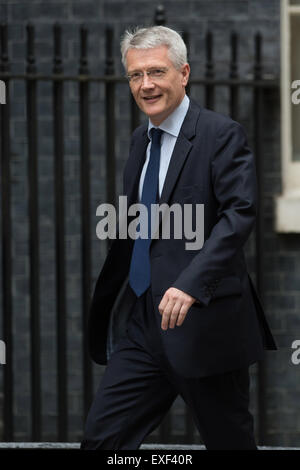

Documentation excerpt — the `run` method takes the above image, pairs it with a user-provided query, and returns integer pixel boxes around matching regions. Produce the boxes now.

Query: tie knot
[151,128,163,145]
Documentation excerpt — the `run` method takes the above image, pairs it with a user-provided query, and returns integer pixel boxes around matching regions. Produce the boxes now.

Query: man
[81,26,276,450]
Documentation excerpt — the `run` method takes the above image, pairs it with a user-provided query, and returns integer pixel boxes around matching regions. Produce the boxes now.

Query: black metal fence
[0,6,279,444]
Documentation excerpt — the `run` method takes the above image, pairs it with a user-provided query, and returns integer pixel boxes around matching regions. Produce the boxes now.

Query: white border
[275,0,300,232]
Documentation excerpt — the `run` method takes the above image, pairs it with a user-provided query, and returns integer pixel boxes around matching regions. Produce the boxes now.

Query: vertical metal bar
[182,29,194,446]
[130,93,140,133]
[205,31,215,110]
[53,23,68,440]
[229,31,239,120]
[184,404,195,444]
[79,24,93,421]
[158,411,172,444]
[0,22,14,441]
[26,23,41,440]
[154,4,166,25]
[182,31,191,97]
[105,27,116,208]
[253,31,266,446]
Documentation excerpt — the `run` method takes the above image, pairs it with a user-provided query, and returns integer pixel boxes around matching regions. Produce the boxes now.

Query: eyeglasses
[126,68,169,84]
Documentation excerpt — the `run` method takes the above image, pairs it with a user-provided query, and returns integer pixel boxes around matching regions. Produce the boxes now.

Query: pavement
[0,442,299,450]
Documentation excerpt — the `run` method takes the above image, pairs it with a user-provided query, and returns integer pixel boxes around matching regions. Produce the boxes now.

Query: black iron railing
[0,5,279,444]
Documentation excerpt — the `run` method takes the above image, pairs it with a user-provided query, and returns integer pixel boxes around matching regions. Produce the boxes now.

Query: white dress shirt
[138,94,190,201]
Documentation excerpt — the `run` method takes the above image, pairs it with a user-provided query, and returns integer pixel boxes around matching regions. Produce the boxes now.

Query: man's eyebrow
[127,69,142,74]
[127,66,167,74]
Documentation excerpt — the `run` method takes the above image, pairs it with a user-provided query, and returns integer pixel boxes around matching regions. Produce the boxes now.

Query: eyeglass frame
[126,67,170,84]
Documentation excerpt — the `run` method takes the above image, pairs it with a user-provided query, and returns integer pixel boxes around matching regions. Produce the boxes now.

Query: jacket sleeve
[171,120,257,306]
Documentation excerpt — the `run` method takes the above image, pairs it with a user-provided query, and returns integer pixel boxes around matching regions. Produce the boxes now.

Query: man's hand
[158,287,196,330]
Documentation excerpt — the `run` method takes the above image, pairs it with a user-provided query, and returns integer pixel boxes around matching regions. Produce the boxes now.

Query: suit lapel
[158,134,192,206]
[125,124,149,205]
[158,99,201,206]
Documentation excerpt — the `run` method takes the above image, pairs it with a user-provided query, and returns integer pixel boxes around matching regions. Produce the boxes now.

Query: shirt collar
[147,94,190,139]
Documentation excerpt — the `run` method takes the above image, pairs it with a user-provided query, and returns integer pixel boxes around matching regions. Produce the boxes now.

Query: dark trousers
[81,286,257,450]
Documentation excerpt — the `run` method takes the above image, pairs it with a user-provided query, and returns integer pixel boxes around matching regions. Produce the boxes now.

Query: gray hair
[120,26,188,70]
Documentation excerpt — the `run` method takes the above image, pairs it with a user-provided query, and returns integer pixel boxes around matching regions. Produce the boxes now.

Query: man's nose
[141,73,155,89]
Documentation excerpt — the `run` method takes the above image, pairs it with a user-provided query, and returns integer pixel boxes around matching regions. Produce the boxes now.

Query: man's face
[126,45,190,126]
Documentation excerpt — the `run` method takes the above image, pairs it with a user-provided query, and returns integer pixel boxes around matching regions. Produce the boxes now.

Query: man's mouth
[143,95,162,103]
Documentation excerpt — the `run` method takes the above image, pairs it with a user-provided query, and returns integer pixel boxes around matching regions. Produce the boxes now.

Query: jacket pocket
[175,184,204,203]
[212,275,242,299]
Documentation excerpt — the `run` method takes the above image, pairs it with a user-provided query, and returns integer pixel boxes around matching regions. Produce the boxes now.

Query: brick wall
[1,0,300,446]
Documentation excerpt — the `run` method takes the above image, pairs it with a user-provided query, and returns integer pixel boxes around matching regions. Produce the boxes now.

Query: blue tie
[129,128,163,297]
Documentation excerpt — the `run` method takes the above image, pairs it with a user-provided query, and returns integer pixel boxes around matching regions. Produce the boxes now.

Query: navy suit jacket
[87,98,277,378]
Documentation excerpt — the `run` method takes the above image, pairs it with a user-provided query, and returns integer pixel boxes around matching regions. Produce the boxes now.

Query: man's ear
[181,63,190,86]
